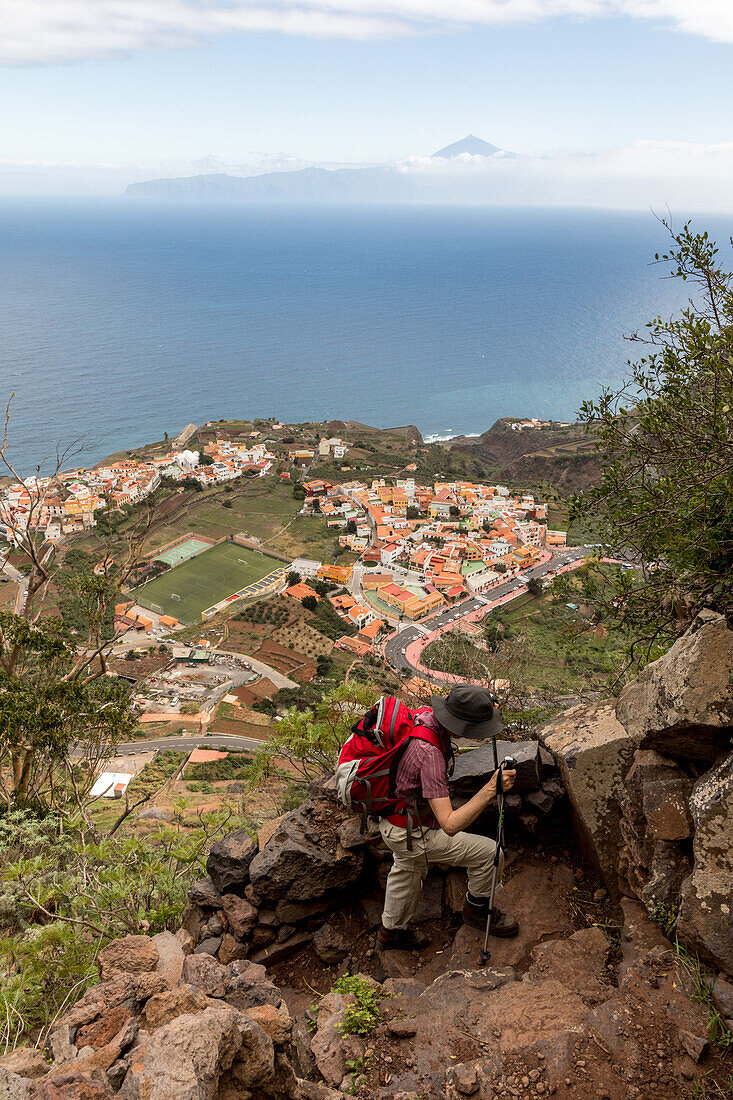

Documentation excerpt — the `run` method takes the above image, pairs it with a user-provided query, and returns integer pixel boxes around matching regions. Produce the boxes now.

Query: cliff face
[451,417,602,492]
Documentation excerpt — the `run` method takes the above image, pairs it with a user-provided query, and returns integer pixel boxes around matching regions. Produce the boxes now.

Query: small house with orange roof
[284,581,320,603]
[357,618,384,645]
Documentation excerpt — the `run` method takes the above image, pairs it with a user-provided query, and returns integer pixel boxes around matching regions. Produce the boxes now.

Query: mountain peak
[431,134,504,159]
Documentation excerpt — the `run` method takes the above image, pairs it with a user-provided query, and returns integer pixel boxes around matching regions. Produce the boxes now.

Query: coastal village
[0,417,583,754]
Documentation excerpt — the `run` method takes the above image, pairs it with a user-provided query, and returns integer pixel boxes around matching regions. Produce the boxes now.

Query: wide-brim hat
[431,684,503,740]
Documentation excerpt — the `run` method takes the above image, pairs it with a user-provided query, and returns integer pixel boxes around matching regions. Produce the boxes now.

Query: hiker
[377,684,519,951]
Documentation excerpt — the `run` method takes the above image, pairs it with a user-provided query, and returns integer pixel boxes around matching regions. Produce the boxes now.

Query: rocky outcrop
[538,613,733,977]
[616,610,733,762]
[249,802,363,904]
[205,830,258,895]
[537,700,635,893]
[449,739,541,794]
[677,749,733,975]
[617,749,694,914]
[4,933,304,1100]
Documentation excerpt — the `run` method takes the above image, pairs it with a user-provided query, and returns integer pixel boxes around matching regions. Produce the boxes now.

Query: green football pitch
[133,541,281,623]
[155,537,213,567]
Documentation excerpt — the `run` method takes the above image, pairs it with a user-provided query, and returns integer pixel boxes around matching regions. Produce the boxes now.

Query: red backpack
[335,695,445,846]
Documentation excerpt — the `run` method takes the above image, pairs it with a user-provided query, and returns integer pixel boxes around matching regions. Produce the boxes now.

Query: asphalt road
[382,548,588,680]
[115,733,268,754]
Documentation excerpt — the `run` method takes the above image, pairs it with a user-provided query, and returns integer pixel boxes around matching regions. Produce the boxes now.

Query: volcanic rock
[205,830,258,895]
[616,610,733,762]
[677,749,733,975]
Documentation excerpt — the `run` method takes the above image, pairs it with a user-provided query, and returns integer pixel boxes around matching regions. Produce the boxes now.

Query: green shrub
[0,805,238,1048]
[333,975,389,1035]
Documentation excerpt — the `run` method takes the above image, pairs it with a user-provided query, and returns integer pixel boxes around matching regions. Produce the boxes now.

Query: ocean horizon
[0,200,718,472]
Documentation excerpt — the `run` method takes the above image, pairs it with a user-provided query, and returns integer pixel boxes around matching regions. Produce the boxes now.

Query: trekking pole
[479,750,515,966]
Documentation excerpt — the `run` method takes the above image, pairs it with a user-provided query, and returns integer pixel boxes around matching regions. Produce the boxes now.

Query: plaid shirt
[394,711,451,830]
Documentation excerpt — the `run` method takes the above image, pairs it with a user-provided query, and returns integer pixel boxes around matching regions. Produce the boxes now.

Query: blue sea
[0,201,718,471]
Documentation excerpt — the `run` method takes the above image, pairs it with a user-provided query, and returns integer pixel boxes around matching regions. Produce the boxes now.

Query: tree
[246,682,376,782]
[406,505,420,520]
[0,408,157,812]
[449,505,460,518]
[287,570,301,587]
[198,452,214,466]
[527,577,543,597]
[346,519,357,534]
[494,562,507,575]
[573,222,733,662]
[302,595,318,612]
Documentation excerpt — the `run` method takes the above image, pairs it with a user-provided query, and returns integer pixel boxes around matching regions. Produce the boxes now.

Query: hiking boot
[377,924,430,951]
[462,897,519,937]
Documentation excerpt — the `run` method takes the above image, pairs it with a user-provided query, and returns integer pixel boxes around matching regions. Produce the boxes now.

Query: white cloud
[5,139,733,210]
[3,0,733,65]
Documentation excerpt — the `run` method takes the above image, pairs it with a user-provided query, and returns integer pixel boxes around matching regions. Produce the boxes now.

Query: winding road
[382,547,590,682]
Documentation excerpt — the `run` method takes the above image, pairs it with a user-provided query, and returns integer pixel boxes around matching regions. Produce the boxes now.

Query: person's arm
[428,768,516,837]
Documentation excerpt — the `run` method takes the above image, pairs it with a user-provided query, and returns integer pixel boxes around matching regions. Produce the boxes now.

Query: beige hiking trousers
[379,819,503,930]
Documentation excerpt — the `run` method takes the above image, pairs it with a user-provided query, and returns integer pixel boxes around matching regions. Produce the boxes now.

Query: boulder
[616,611,733,763]
[58,974,137,1032]
[257,813,286,852]
[47,1027,76,1066]
[152,930,185,989]
[313,924,349,966]
[712,976,733,1029]
[139,986,209,1031]
[76,1001,135,1051]
[538,701,636,894]
[97,936,159,981]
[187,878,222,909]
[223,960,283,1012]
[0,1049,48,1081]
[219,895,257,940]
[0,1067,30,1099]
[32,1073,113,1098]
[244,1003,292,1045]
[677,749,733,975]
[274,896,333,924]
[249,805,363,904]
[133,973,167,1001]
[194,936,222,957]
[217,933,249,966]
[181,953,227,998]
[250,929,314,967]
[619,750,682,836]
[639,840,693,913]
[206,830,258,895]
[449,740,541,795]
[118,1005,273,1099]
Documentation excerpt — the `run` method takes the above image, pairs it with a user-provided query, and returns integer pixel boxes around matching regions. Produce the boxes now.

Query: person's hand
[500,767,517,793]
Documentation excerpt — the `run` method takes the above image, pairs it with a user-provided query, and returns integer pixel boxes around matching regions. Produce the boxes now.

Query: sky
[2,0,733,200]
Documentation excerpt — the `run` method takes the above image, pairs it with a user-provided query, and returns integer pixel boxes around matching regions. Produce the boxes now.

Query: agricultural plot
[133,541,282,623]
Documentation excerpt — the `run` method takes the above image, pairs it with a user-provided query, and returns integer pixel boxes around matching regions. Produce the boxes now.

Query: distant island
[124,135,515,202]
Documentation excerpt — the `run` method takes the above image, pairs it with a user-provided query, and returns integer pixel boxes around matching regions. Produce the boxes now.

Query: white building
[290,557,322,579]
[175,450,200,473]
